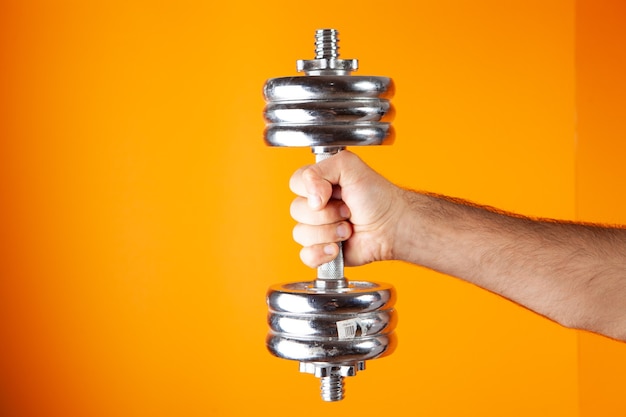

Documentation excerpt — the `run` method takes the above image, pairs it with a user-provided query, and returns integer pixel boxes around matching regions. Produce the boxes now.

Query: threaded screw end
[315,29,339,59]
[320,374,344,402]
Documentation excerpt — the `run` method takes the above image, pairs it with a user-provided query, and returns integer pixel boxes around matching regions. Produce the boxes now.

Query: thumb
[289,151,358,210]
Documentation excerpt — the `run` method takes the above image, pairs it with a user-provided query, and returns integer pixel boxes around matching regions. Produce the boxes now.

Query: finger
[289,165,313,197]
[292,221,352,247]
[289,152,360,210]
[290,197,351,225]
[299,243,340,269]
[301,164,336,210]
[289,165,332,210]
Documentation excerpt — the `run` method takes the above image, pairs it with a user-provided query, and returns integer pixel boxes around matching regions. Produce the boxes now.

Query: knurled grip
[315,151,345,281]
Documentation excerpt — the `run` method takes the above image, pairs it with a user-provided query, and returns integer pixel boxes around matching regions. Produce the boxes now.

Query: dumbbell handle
[314,149,346,287]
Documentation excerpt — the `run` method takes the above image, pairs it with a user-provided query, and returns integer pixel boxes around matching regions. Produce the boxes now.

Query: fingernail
[337,224,349,239]
[323,244,336,256]
[339,204,350,219]
[308,194,322,209]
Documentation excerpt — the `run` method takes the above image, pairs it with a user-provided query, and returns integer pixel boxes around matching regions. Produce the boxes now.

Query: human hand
[289,150,406,268]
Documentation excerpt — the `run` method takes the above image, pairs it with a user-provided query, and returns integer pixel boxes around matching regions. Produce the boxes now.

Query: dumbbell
[263,28,397,402]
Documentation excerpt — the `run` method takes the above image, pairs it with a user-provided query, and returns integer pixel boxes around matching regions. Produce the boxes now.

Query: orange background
[0,0,624,416]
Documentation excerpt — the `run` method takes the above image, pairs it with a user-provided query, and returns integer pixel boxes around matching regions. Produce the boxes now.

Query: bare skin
[289,150,626,341]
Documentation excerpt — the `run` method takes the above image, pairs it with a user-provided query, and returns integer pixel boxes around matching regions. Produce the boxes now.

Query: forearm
[395,190,626,341]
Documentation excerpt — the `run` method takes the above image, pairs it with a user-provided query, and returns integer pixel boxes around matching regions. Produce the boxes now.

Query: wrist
[389,189,430,263]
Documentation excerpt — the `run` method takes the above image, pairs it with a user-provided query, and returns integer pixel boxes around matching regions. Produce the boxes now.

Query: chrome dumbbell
[263,29,397,402]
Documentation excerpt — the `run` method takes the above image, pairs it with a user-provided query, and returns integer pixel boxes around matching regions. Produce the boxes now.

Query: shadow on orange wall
[576,1,626,416]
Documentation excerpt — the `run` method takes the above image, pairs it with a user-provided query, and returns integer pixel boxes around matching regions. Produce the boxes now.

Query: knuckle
[290,165,312,195]
[289,198,301,220]
[292,224,305,244]
[290,197,312,223]
[301,167,316,186]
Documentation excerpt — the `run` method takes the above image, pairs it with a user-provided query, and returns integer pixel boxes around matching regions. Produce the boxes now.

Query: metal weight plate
[263,123,394,148]
[264,99,394,124]
[266,332,397,363]
[263,76,394,102]
[266,281,398,363]
[263,75,395,148]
